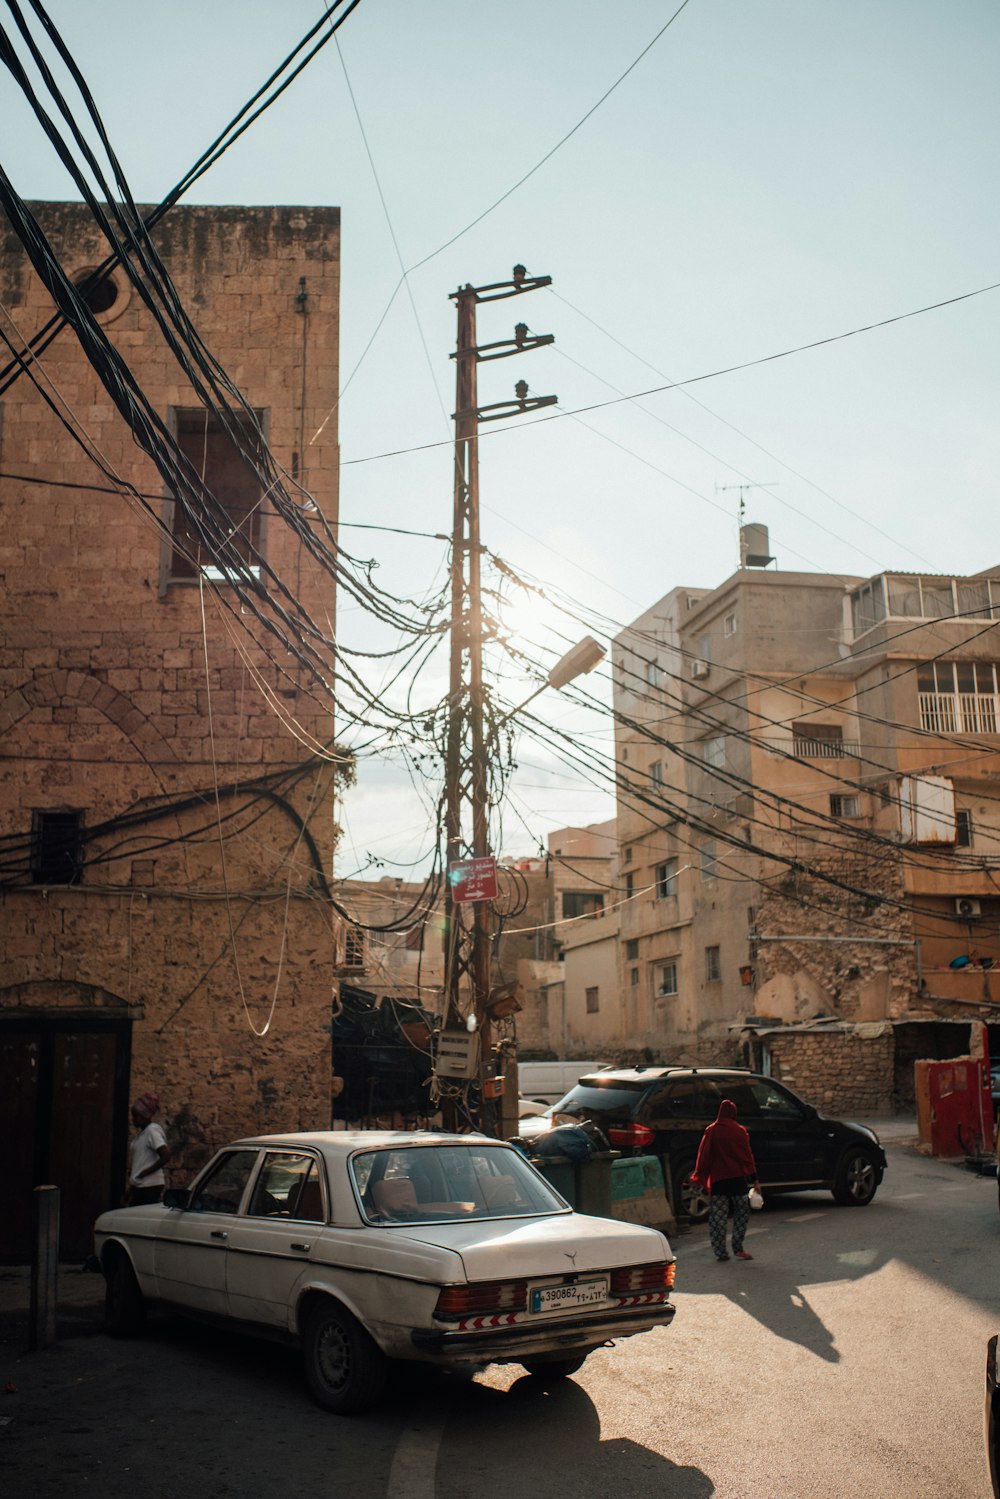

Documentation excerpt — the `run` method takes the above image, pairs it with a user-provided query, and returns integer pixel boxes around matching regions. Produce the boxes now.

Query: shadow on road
[406,1364,717,1499]
[676,1147,1000,1362]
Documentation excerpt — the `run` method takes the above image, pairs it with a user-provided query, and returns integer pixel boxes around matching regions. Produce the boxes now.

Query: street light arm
[496,636,607,726]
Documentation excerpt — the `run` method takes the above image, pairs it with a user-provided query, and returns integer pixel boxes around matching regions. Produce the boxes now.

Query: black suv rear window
[556,1082,648,1115]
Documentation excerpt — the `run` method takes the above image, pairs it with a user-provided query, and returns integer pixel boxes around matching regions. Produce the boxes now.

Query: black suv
[548,1066,887,1221]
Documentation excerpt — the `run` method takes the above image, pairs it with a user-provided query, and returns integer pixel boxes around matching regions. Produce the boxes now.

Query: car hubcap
[848,1157,874,1199]
[682,1177,711,1219]
[317,1321,351,1391]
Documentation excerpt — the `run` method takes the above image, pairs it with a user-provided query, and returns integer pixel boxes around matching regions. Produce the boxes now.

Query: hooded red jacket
[692,1099,757,1190]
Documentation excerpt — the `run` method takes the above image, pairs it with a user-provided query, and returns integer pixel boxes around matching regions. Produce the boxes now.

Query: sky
[3,1,999,877]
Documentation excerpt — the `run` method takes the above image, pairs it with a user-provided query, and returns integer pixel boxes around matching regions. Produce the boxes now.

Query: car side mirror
[162,1188,190,1210]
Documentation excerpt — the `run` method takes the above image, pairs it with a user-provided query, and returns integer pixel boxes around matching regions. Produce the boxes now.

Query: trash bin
[573,1150,617,1218]
[531,1154,576,1205]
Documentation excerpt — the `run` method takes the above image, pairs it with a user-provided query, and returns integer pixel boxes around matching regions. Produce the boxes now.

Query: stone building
[0,203,342,1257]
[611,532,1000,1110]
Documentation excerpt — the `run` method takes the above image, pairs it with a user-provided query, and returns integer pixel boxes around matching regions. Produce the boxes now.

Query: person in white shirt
[125,1092,170,1205]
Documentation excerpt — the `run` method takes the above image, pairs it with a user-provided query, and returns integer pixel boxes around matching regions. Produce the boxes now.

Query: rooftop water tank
[740,523,773,568]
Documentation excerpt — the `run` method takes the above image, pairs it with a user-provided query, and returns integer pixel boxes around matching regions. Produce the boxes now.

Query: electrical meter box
[436,1029,480,1080]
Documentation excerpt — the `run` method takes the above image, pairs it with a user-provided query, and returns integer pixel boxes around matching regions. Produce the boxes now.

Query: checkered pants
[708,1191,750,1258]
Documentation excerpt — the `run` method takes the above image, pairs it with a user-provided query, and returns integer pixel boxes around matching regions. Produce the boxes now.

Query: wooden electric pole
[441,267,555,1135]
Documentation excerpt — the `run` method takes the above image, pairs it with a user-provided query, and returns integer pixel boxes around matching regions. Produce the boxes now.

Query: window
[849,576,886,635]
[792,721,847,759]
[700,840,717,881]
[646,660,660,688]
[562,891,605,920]
[655,961,678,998]
[625,938,639,961]
[650,760,663,788]
[703,735,726,769]
[630,967,639,986]
[830,794,860,818]
[625,871,634,897]
[249,1153,324,1221]
[404,925,424,952]
[166,407,267,582]
[723,611,737,638]
[956,809,973,848]
[31,810,83,885]
[586,986,600,1014]
[623,845,633,864]
[918,660,1000,734]
[189,1150,258,1215]
[343,928,366,969]
[705,945,721,982]
[655,858,678,899]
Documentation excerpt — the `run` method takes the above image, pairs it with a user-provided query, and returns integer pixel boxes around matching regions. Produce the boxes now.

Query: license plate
[529,1277,608,1315]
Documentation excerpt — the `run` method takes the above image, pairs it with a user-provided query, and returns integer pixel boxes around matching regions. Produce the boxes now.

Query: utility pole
[441,266,555,1136]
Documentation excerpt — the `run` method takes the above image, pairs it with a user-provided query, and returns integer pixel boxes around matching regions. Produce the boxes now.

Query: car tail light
[434,1279,528,1321]
[610,1261,676,1296]
[607,1123,655,1149]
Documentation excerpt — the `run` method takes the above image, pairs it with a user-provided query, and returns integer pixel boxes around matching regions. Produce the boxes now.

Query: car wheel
[521,1353,588,1380]
[831,1147,879,1207]
[673,1158,711,1224]
[104,1249,146,1337]
[303,1298,388,1415]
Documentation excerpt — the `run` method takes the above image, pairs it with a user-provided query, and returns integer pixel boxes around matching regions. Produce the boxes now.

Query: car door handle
[290,1242,311,1253]
[210,1230,228,1241]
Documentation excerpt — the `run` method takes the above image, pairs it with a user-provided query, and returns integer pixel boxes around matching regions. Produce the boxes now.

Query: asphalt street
[1,1127,997,1499]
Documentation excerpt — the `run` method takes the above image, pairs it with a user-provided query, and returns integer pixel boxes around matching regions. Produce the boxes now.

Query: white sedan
[95,1131,676,1414]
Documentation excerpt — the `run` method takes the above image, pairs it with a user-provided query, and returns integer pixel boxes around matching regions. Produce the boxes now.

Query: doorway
[1,1017,131,1261]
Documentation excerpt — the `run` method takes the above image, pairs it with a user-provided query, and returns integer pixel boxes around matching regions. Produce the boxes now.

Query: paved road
[2,1133,998,1498]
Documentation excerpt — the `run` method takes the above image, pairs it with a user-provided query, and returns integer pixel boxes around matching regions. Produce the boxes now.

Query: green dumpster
[573,1150,617,1218]
[531,1155,576,1205]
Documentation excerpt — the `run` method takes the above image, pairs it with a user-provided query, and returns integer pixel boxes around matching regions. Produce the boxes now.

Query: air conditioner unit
[690,658,710,680]
[955,897,981,918]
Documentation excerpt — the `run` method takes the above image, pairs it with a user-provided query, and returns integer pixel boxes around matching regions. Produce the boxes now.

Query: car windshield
[350,1144,567,1225]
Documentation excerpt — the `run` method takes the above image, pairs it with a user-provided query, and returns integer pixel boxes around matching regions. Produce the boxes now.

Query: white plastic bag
[748,1186,764,1210]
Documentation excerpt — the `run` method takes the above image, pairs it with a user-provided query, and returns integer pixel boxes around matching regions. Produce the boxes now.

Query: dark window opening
[74,269,118,314]
[168,408,266,581]
[585,986,599,1013]
[562,891,604,920]
[32,810,83,885]
[956,810,973,848]
[625,938,639,961]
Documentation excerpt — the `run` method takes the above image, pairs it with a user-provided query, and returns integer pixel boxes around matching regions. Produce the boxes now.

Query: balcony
[919,692,999,735]
[792,736,860,760]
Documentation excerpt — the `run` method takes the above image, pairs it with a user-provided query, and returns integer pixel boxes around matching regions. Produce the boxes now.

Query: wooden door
[0,1028,41,1260]
[0,1019,130,1261]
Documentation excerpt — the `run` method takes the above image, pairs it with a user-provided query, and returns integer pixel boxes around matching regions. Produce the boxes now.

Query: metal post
[29,1184,59,1350]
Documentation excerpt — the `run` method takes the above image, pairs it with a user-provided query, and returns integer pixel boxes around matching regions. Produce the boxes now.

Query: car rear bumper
[411,1300,676,1364]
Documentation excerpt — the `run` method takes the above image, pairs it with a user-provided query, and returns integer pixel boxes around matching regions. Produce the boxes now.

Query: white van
[518,1060,609,1106]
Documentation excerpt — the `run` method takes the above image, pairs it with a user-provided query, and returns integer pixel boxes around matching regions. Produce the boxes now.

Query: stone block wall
[765,1030,895,1115]
[0,204,343,1186]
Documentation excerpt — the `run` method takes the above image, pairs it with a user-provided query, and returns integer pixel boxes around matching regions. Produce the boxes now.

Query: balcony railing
[920,691,999,734]
[792,736,860,759]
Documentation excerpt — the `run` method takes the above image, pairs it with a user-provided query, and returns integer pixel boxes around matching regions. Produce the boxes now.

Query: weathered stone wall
[765,1029,895,1115]
[0,204,341,1183]
[754,845,914,1023]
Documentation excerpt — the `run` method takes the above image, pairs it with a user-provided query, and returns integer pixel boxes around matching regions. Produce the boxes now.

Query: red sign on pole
[449,856,498,903]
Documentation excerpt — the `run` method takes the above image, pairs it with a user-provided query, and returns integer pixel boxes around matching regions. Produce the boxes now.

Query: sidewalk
[855,1114,920,1144]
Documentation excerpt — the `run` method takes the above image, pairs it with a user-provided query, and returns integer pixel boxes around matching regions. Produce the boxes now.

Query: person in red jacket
[691,1098,760,1261]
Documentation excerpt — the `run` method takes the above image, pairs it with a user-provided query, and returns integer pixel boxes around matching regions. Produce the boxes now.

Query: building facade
[0,203,341,1256]
[611,542,1000,1108]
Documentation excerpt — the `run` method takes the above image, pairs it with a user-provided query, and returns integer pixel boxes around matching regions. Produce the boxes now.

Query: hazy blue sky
[4,2,999,874]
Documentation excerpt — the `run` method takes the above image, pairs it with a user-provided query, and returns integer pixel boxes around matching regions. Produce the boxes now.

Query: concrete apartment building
[612,534,1000,1112]
[0,203,341,1256]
